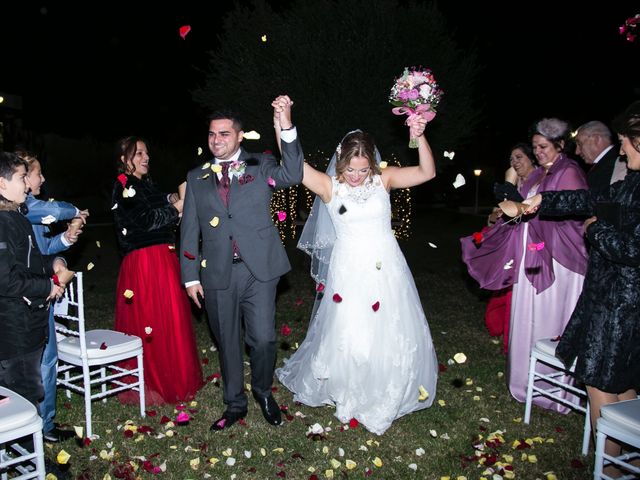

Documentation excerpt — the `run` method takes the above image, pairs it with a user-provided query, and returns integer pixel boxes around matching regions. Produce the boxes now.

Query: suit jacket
[587,146,618,193]
[180,138,303,290]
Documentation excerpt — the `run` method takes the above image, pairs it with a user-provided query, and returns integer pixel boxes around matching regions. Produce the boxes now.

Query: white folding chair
[594,398,640,479]
[55,272,145,438]
[0,386,45,480]
[524,337,591,455]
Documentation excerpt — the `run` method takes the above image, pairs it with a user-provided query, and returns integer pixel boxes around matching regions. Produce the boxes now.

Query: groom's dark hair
[208,110,244,132]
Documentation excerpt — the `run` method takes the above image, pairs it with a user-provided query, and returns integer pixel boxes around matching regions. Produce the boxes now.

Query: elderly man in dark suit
[180,96,303,430]
[575,120,627,192]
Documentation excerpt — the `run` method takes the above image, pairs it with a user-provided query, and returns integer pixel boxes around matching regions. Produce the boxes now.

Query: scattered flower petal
[87,262,95,271]
[452,174,466,189]
[418,385,429,401]
[373,457,383,468]
[372,301,380,312]
[267,177,276,187]
[443,150,455,159]
[123,289,134,299]
[277,211,287,222]
[57,449,70,464]
[144,326,152,335]
[428,242,437,248]
[503,259,514,270]
[209,216,220,227]
[41,215,56,225]
[332,293,342,303]
[281,324,292,336]
[379,161,388,169]
[201,259,207,268]
[183,250,196,260]
[453,352,467,364]
[179,25,191,40]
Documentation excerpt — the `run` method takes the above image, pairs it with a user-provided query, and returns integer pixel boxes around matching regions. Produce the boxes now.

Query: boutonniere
[229,161,246,177]
[239,174,254,185]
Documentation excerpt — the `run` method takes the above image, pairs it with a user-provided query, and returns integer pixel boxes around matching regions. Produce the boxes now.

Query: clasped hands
[63,209,89,244]
[48,259,74,301]
[272,95,294,130]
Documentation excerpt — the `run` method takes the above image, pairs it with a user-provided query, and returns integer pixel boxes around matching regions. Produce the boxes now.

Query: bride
[273,97,439,435]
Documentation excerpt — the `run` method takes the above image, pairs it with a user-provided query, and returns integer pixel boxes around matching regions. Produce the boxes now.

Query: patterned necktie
[218,162,231,207]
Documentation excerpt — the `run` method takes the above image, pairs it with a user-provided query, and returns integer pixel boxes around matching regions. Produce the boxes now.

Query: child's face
[0,165,28,204]
[25,160,45,195]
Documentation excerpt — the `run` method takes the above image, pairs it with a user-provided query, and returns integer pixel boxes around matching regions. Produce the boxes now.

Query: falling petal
[316,283,325,292]
[333,293,342,303]
[73,426,83,437]
[111,203,118,210]
[41,215,56,225]
[197,147,203,156]
[277,211,287,222]
[503,259,514,270]
[429,429,437,437]
[375,261,382,270]
[87,262,95,271]
[281,324,292,336]
[176,411,190,423]
[179,25,191,40]
[416,447,425,456]
[372,301,380,312]
[127,186,136,197]
[428,242,437,248]
[211,164,222,173]
[95,241,101,248]
[145,326,152,335]
[122,228,127,236]
[438,399,446,406]
[123,289,134,299]
[202,162,211,170]
[330,459,341,469]
[183,250,196,260]
[267,176,276,187]
[261,34,267,42]
[443,150,455,159]
[201,259,207,268]
[338,204,347,215]
[209,216,220,227]
[452,174,466,189]
[379,161,388,169]
[200,173,210,180]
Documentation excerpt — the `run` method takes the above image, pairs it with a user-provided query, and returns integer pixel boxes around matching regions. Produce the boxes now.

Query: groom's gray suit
[180,137,303,413]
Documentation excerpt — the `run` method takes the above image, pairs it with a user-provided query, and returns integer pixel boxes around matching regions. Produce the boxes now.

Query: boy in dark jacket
[0,152,66,407]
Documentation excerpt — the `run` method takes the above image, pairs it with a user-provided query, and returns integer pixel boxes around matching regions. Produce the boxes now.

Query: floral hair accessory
[390,66,443,147]
[535,118,569,141]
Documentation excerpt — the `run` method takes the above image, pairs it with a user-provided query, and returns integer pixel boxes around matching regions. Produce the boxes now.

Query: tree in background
[194,0,480,168]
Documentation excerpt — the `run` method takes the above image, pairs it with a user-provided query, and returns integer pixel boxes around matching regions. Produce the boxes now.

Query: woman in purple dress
[461,118,588,410]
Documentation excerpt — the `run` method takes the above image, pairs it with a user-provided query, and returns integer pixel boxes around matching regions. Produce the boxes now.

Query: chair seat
[58,329,142,359]
[601,399,640,437]
[0,387,40,433]
[534,337,561,357]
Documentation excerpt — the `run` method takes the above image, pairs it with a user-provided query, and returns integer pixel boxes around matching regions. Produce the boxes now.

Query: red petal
[123,429,134,438]
[183,250,196,260]
[438,363,447,372]
[276,472,286,478]
[146,410,157,417]
[332,293,342,303]
[349,418,359,428]
[202,357,209,365]
[179,25,191,40]
[263,149,273,155]
[372,301,380,312]
[99,342,107,350]
[160,415,171,424]
[316,283,325,292]
[83,437,92,446]
[472,232,484,245]
[295,298,304,306]
[281,324,292,336]
[52,274,60,286]
[117,173,128,187]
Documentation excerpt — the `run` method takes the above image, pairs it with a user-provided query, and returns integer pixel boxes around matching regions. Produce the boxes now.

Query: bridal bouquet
[389,66,443,148]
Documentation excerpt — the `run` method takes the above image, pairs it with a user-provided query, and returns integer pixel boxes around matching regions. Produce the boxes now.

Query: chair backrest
[54,272,86,353]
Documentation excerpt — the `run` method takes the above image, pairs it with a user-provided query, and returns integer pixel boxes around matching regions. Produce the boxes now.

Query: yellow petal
[87,262,95,271]
[418,385,429,401]
[73,426,83,438]
[330,459,341,469]
[122,188,129,198]
[209,216,219,227]
[272,448,284,453]
[201,259,207,268]
[325,470,334,479]
[202,162,211,170]
[322,446,329,454]
[453,352,467,364]
[123,289,134,299]
[200,173,210,179]
[261,34,267,42]
[373,457,383,467]
[345,459,357,470]
[545,472,558,480]
[528,454,538,463]
[379,161,388,169]
[56,449,70,464]
[260,448,266,456]
[197,147,203,156]
[211,164,222,173]
[45,474,58,480]
[222,448,232,456]
[438,399,446,407]
[208,457,219,466]
[189,457,200,470]
[96,241,101,248]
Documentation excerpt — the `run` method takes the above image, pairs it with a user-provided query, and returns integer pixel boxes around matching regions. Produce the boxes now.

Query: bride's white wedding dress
[277,175,438,435]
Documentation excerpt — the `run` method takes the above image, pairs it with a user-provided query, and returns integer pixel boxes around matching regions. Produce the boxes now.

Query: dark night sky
[1,1,638,178]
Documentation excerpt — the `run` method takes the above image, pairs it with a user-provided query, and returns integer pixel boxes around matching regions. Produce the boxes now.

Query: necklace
[336,176,379,203]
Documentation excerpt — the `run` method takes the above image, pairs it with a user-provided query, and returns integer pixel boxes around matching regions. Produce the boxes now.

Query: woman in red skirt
[112,136,203,405]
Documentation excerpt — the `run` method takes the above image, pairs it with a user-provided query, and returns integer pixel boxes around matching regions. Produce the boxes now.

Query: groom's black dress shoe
[254,394,282,426]
[210,410,247,431]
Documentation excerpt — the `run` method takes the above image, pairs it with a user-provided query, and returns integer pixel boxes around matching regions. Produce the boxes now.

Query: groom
[180,96,302,430]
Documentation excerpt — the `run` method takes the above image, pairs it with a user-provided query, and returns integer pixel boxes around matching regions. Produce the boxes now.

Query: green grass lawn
[48,208,591,479]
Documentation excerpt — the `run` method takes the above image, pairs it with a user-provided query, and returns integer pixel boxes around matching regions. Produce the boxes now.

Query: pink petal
[277,211,287,222]
[179,25,191,40]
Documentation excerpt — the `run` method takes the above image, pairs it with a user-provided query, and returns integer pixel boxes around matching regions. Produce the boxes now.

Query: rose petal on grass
[281,324,292,336]
[57,449,71,464]
[453,352,467,364]
[373,457,383,467]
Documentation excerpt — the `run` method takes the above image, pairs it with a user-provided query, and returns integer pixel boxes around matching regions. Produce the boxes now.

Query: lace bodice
[327,175,391,240]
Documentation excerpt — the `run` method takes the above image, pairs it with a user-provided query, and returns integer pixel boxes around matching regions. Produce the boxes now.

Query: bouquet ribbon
[391,104,436,123]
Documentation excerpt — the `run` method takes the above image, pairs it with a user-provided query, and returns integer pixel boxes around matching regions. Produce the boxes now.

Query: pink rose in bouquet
[389,66,443,148]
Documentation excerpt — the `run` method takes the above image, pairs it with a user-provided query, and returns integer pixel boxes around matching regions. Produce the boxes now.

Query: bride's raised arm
[383,114,436,190]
